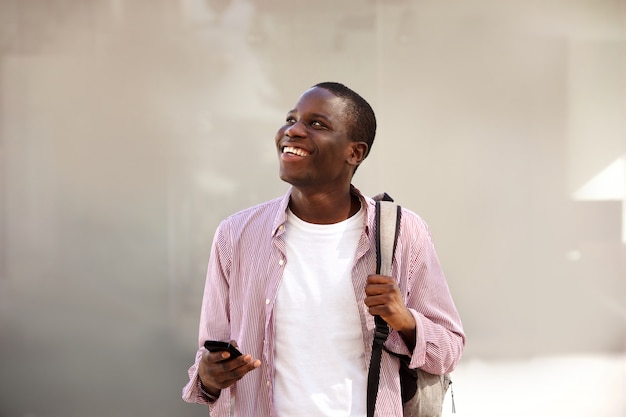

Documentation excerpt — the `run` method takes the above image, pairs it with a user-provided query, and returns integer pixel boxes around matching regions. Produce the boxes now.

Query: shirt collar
[271,185,375,237]
[272,187,293,237]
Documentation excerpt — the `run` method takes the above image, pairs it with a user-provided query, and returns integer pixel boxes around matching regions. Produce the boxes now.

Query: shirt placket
[264,222,287,416]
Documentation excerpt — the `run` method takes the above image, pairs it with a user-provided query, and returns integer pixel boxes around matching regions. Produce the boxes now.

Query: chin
[278,172,295,185]
[279,173,308,188]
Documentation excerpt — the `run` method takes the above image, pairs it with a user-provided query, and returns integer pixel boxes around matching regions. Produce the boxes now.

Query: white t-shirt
[274,207,367,417]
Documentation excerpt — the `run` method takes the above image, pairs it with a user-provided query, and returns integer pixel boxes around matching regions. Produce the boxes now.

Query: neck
[289,186,360,224]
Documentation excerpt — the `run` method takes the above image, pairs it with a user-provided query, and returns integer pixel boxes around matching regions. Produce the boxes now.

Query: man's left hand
[365,274,416,349]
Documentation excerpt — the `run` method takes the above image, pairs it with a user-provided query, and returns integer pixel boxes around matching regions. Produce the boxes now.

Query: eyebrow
[287,110,332,123]
[308,112,332,122]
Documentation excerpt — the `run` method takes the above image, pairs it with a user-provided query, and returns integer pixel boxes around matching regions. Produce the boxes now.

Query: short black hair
[312,82,377,159]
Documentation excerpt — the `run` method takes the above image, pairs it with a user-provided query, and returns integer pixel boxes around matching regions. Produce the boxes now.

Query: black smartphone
[204,340,243,358]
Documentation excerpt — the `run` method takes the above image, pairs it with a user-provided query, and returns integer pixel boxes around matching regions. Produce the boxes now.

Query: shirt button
[265,299,270,305]
[278,259,284,266]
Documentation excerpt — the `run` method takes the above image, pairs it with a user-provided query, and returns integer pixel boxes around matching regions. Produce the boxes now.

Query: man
[182,82,465,416]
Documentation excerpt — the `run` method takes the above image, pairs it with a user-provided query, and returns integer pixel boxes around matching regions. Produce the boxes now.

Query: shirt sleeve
[181,350,209,404]
[384,210,465,375]
[181,220,234,417]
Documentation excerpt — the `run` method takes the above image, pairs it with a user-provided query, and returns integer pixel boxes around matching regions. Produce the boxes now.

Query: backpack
[366,193,454,417]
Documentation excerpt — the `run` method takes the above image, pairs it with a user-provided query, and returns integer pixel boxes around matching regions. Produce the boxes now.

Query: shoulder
[397,205,435,244]
[217,195,285,237]
[225,196,284,222]
[366,195,429,232]
[399,206,429,228]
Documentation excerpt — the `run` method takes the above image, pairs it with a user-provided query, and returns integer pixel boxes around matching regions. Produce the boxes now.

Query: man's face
[275,87,361,189]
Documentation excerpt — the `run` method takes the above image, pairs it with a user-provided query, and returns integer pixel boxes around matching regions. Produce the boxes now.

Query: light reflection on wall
[572,156,625,242]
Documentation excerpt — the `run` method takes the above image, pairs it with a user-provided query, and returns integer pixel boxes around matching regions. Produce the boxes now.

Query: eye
[285,116,296,124]
[311,120,326,128]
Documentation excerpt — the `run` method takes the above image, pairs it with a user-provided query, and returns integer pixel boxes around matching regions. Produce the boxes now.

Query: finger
[217,354,261,372]
[203,350,223,363]
[367,305,388,317]
[367,274,395,284]
[218,359,261,387]
[203,349,235,365]
[367,300,407,323]
[202,354,260,388]
[366,275,398,293]
[215,356,261,383]
[365,284,390,296]
[364,294,396,310]
[365,281,399,297]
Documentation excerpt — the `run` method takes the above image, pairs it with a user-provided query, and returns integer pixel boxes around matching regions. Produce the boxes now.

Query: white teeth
[283,146,309,157]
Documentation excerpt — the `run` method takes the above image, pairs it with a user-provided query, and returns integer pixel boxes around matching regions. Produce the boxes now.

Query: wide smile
[282,146,310,157]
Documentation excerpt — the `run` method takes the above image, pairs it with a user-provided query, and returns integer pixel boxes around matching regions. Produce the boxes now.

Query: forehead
[292,87,350,119]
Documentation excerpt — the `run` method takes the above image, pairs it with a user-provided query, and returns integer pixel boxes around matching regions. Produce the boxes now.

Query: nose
[284,120,306,138]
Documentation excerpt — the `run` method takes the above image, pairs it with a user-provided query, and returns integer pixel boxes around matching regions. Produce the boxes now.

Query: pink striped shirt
[182,186,465,417]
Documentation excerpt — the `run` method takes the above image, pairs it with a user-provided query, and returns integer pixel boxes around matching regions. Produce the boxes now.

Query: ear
[347,141,369,167]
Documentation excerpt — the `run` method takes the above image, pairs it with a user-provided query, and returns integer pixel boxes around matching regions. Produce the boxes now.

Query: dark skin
[198,86,416,399]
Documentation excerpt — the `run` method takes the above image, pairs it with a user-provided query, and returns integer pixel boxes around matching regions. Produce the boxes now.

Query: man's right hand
[198,342,261,398]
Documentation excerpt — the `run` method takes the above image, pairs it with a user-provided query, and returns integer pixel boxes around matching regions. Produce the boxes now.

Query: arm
[182,221,261,411]
[365,212,465,375]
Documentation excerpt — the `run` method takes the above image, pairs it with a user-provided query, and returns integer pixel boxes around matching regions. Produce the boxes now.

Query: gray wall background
[1,1,624,416]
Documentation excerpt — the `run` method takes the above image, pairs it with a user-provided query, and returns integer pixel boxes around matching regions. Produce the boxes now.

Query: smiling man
[182,82,465,417]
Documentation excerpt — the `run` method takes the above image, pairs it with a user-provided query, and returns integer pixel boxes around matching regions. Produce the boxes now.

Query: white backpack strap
[375,200,401,276]
[373,194,454,417]
[368,196,401,417]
